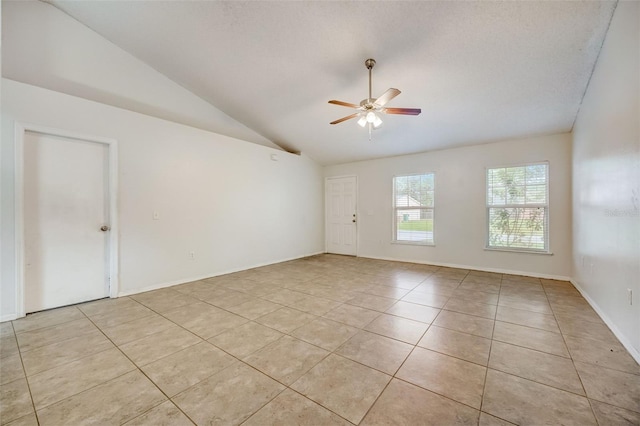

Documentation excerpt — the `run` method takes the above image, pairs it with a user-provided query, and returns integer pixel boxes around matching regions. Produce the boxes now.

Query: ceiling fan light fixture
[328,58,421,134]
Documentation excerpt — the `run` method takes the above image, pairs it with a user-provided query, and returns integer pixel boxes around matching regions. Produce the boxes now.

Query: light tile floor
[1,254,639,425]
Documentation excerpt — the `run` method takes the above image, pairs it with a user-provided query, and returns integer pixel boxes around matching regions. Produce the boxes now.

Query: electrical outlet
[189,251,195,260]
[628,289,633,305]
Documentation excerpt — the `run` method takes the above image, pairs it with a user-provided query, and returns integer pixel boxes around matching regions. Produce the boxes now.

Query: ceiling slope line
[570,0,619,133]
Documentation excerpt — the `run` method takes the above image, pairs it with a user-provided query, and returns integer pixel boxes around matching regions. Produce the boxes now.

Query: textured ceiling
[47,1,616,165]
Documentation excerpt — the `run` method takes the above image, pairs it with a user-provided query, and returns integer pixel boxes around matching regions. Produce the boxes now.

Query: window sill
[392,241,435,247]
[484,247,553,255]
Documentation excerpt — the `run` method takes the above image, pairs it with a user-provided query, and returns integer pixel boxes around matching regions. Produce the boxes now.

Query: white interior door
[326,176,357,256]
[24,131,110,313]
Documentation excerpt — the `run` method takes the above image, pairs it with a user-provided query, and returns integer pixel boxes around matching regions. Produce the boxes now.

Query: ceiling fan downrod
[327,58,421,131]
[365,58,376,103]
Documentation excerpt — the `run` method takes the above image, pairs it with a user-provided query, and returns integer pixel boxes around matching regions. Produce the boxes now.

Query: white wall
[1,0,278,150]
[572,1,640,357]
[325,133,572,278]
[1,79,324,320]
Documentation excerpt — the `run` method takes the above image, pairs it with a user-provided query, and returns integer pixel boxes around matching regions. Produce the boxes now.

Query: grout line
[13,319,98,354]
[391,375,483,413]
[10,255,638,424]
[79,309,201,425]
[356,329,432,422]
[123,400,195,425]
[540,280,601,425]
[157,273,414,424]
[11,321,41,426]
[117,286,352,423]
[478,273,498,418]
[281,387,358,425]
[354,370,394,423]
[18,330,123,373]
[491,319,563,336]
[478,411,518,425]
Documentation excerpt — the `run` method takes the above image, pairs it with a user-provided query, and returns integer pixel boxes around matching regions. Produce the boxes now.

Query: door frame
[14,122,119,318]
[324,175,358,256]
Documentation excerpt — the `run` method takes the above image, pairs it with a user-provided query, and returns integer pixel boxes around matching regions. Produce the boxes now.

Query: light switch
[153,211,160,220]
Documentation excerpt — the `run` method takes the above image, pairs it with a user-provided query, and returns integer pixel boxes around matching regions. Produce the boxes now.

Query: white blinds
[486,164,549,251]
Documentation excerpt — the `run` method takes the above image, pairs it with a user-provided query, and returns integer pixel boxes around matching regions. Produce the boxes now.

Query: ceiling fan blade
[373,88,401,107]
[384,107,422,115]
[330,113,359,125]
[328,100,360,108]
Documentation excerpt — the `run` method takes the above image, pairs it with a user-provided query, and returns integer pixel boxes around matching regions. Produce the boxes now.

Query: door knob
[100,225,110,232]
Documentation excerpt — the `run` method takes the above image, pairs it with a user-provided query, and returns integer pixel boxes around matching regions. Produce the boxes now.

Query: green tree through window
[486,164,548,251]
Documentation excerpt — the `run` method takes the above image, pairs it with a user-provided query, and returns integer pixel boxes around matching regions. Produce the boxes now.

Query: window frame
[485,162,551,254]
[392,172,435,246]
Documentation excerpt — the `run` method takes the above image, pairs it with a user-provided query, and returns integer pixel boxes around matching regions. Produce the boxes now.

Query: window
[486,163,549,252]
[393,173,435,245]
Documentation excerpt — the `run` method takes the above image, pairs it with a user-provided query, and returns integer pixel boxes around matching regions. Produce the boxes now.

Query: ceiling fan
[328,58,421,137]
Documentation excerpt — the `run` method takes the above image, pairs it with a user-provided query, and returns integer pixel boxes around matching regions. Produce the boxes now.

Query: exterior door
[326,176,357,255]
[23,131,110,313]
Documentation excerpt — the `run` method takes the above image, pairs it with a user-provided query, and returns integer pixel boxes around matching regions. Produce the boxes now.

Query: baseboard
[570,278,640,365]
[117,273,222,297]
[1,314,18,323]
[358,254,571,281]
[117,251,325,297]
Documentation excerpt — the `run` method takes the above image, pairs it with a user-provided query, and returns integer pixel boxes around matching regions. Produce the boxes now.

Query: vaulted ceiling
[46,1,616,165]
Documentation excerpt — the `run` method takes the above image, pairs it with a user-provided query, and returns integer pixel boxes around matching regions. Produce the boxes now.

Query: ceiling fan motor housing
[360,99,376,109]
[328,58,421,126]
